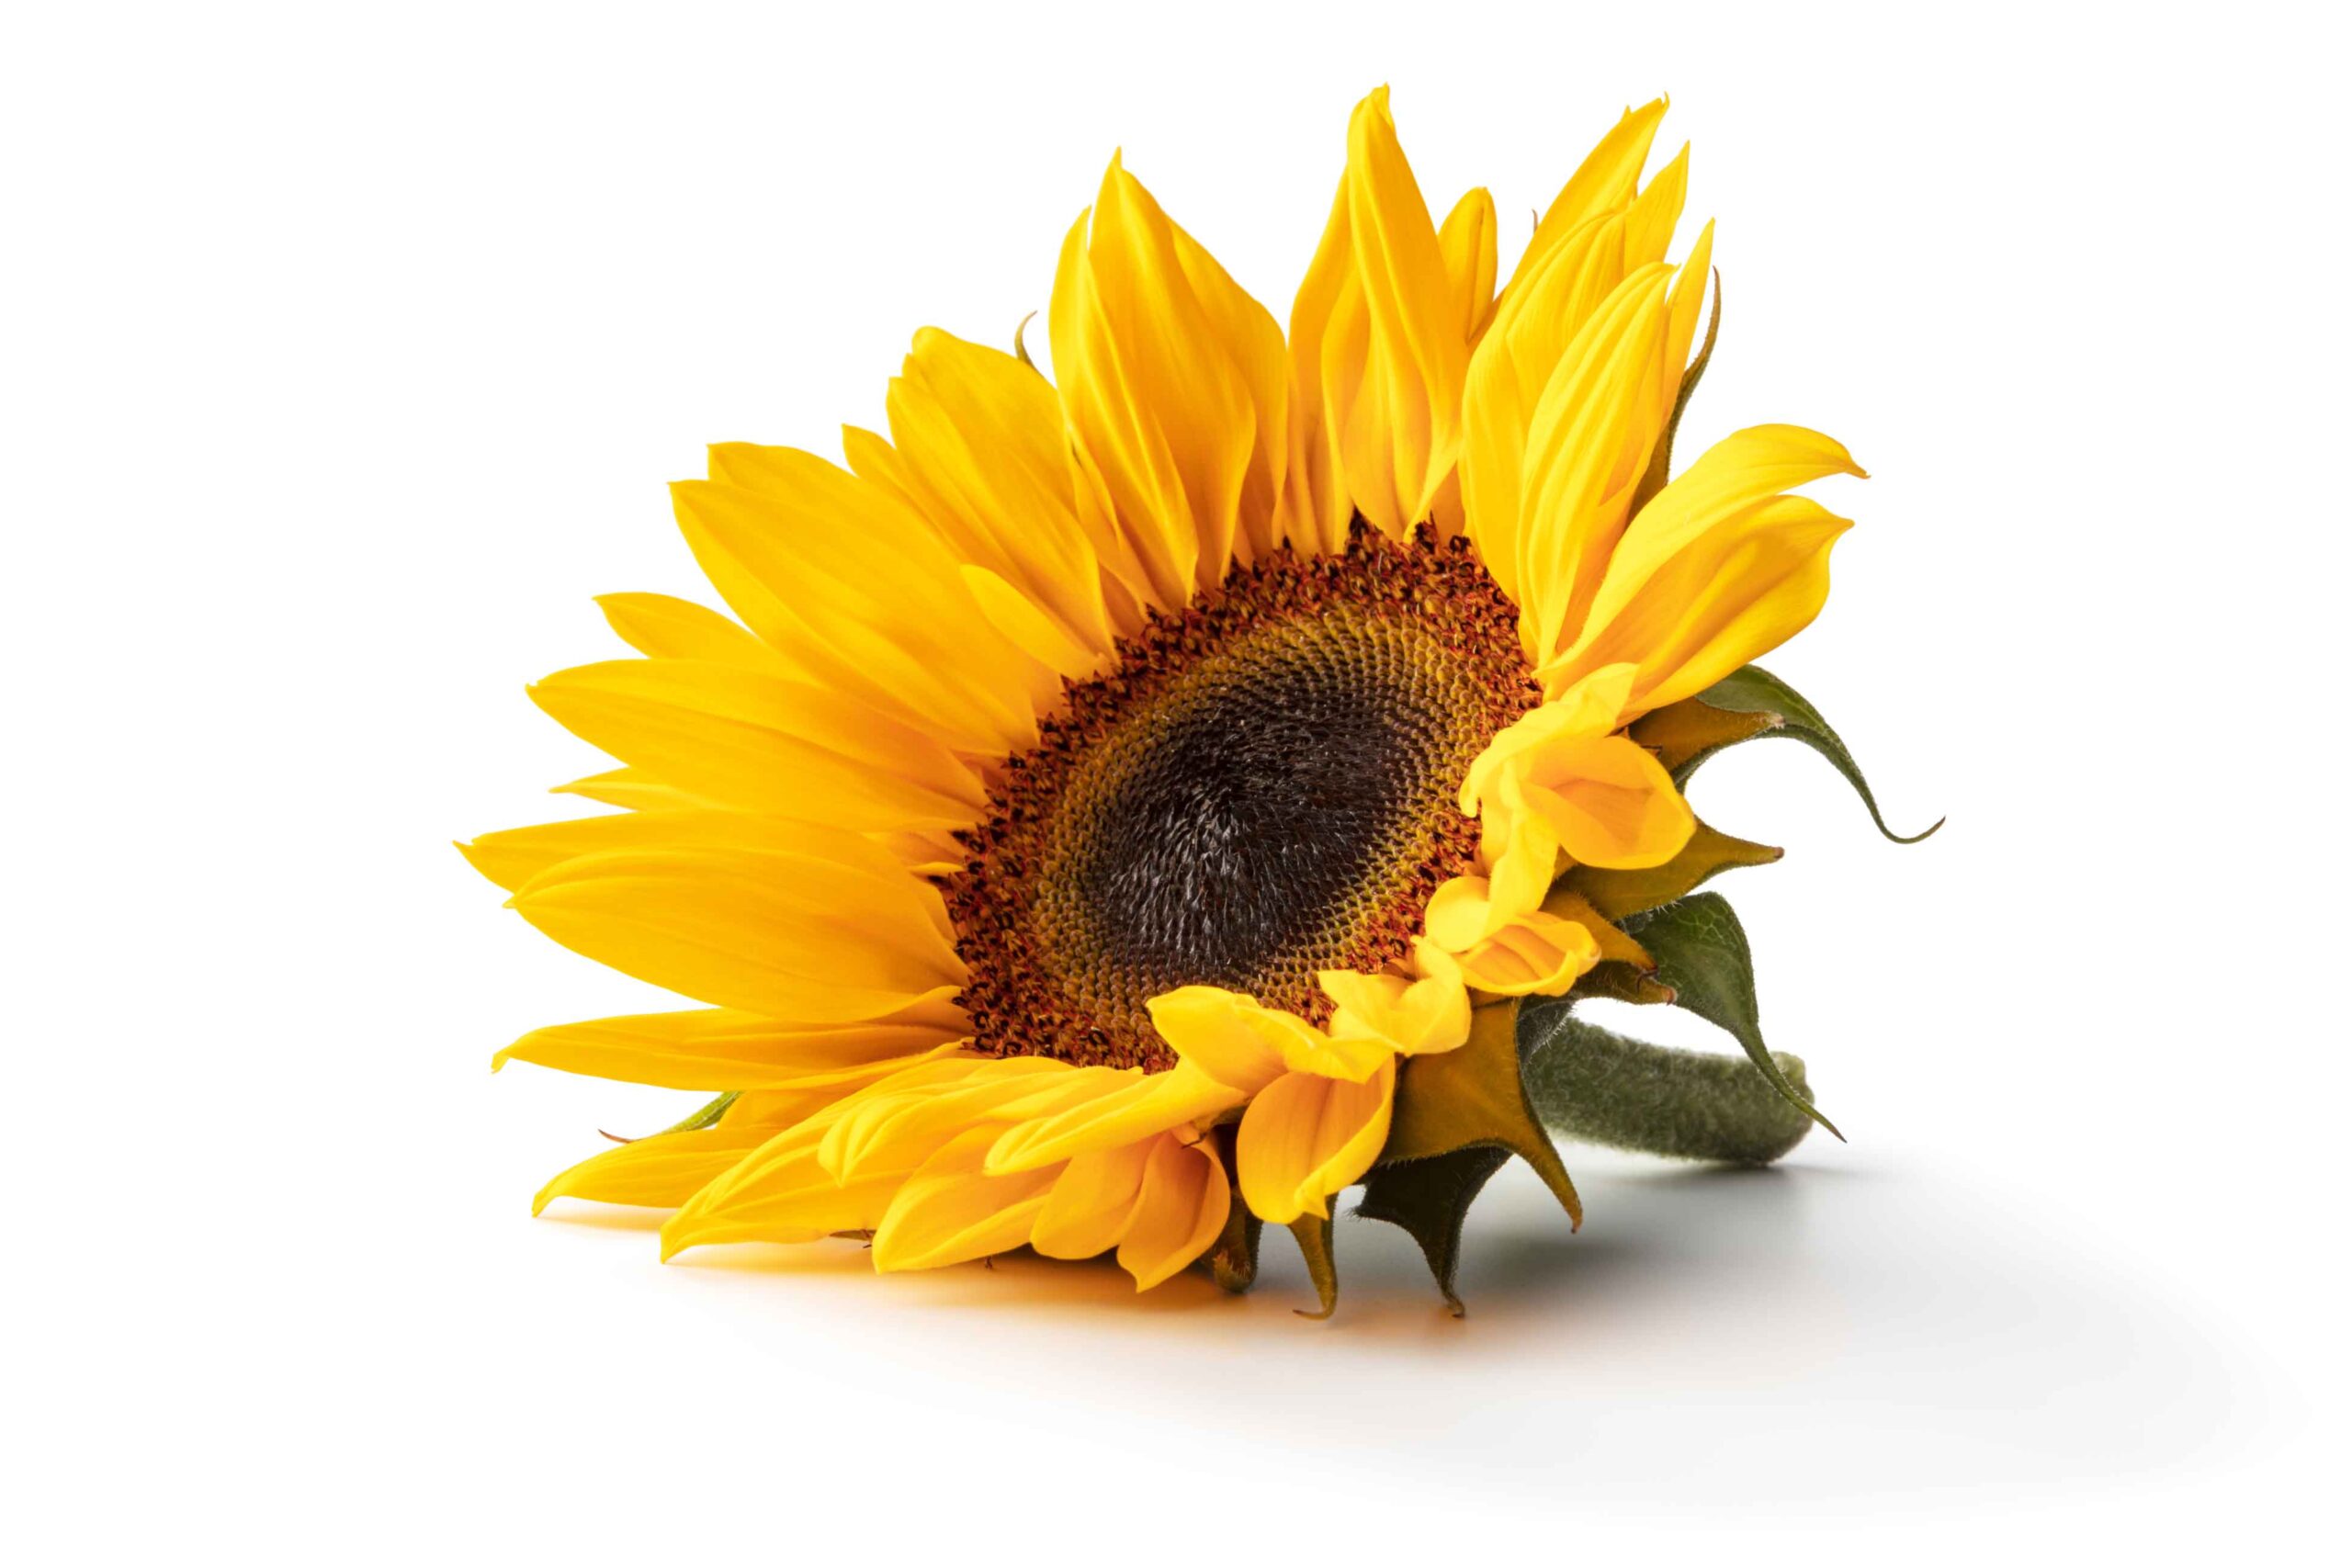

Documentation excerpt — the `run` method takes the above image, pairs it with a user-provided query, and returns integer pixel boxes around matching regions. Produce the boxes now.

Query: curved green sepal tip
[1562,818,1782,922]
[1635,663,1941,845]
[1354,1146,1511,1317]
[1622,893,1843,1140]
[661,1090,737,1137]
[1287,1213,1339,1319]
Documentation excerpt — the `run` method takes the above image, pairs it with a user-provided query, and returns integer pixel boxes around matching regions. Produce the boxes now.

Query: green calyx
[1318,663,1933,1316]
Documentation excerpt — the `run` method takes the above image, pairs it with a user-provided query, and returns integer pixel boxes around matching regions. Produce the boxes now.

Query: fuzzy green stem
[1521,1009,1817,1166]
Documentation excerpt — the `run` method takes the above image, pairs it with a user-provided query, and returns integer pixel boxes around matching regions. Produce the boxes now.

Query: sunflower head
[464,87,1928,1315]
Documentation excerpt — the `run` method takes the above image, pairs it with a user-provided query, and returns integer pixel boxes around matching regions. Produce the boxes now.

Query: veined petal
[1337,86,1471,536]
[1117,1133,1230,1290]
[1049,155,1280,609]
[1281,177,1359,557]
[548,767,712,812]
[985,1060,1242,1175]
[595,592,794,673]
[528,658,987,830]
[1147,985,1387,1086]
[506,839,964,1022]
[460,807,958,897]
[1144,987,1296,1095]
[1237,1058,1396,1224]
[1517,265,1678,665]
[870,1126,1061,1273]
[1031,1137,1155,1260]
[491,1005,968,1092]
[532,1122,775,1216]
[1543,426,1861,716]
[1454,909,1601,997]
[661,1112,906,1257]
[819,1058,1113,1182]
[1436,186,1499,343]
[1507,97,1668,299]
[882,328,1120,657]
[1317,960,1471,1056]
[1509,733,1695,870]
[1458,664,1639,812]
[673,469,1043,753]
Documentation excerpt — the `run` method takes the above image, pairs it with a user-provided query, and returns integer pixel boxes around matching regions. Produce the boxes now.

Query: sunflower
[464,87,1885,1313]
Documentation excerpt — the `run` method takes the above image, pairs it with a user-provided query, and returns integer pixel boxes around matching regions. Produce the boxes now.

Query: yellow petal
[1117,1134,1231,1290]
[548,768,711,812]
[1517,265,1678,665]
[460,807,944,896]
[1453,909,1602,997]
[1237,1058,1396,1224]
[673,469,1043,753]
[1143,987,1296,1094]
[1458,664,1638,812]
[506,839,963,1022]
[1543,426,1861,716]
[984,1059,1242,1175]
[1508,97,1668,298]
[1436,186,1499,343]
[1050,155,1281,609]
[532,1122,774,1216]
[1511,733,1695,870]
[1318,963,1471,1056]
[527,658,986,829]
[1281,175,1360,557]
[595,592,794,673]
[1337,86,1471,535]
[819,1058,1113,1182]
[881,328,1119,657]
[661,1113,907,1257]
[492,1005,967,1092]
[1030,1137,1154,1260]
[870,1126,1061,1272]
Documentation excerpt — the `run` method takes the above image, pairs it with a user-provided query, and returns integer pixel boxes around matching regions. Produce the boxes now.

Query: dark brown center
[944,526,1537,1071]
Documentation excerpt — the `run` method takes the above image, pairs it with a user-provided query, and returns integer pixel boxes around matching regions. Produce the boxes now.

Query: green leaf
[1287,1214,1339,1320]
[1521,1003,1817,1166]
[1621,893,1844,1140]
[1560,819,1783,921]
[1634,663,1941,844]
[1353,1146,1510,1317]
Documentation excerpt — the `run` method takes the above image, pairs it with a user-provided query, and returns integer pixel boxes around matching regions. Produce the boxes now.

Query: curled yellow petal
[1237,1058,1396,1225]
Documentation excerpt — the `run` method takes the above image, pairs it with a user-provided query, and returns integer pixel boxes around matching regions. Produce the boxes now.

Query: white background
[6,2,2345,1561]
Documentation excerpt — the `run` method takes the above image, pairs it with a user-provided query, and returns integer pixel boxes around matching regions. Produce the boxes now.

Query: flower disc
[947,526,1537,1069]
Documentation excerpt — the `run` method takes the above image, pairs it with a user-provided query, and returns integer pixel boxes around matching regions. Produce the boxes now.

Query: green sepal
[1012,310,1039,371]
[1204,1126,1262,1293]
[1634,664,1941,845]
[605,1090,738,1144]
[1560,820,1784,921]
[1355,1001,1584,1311]
[1569,958,1677,1008]
[1382,1002,1582,1223]
[1623,893,1844,1140]
[1287,1214,1339,1320]
[666,1091,738,1134]
[1628,265,1721,518]
[1353,1146,1510,1317]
